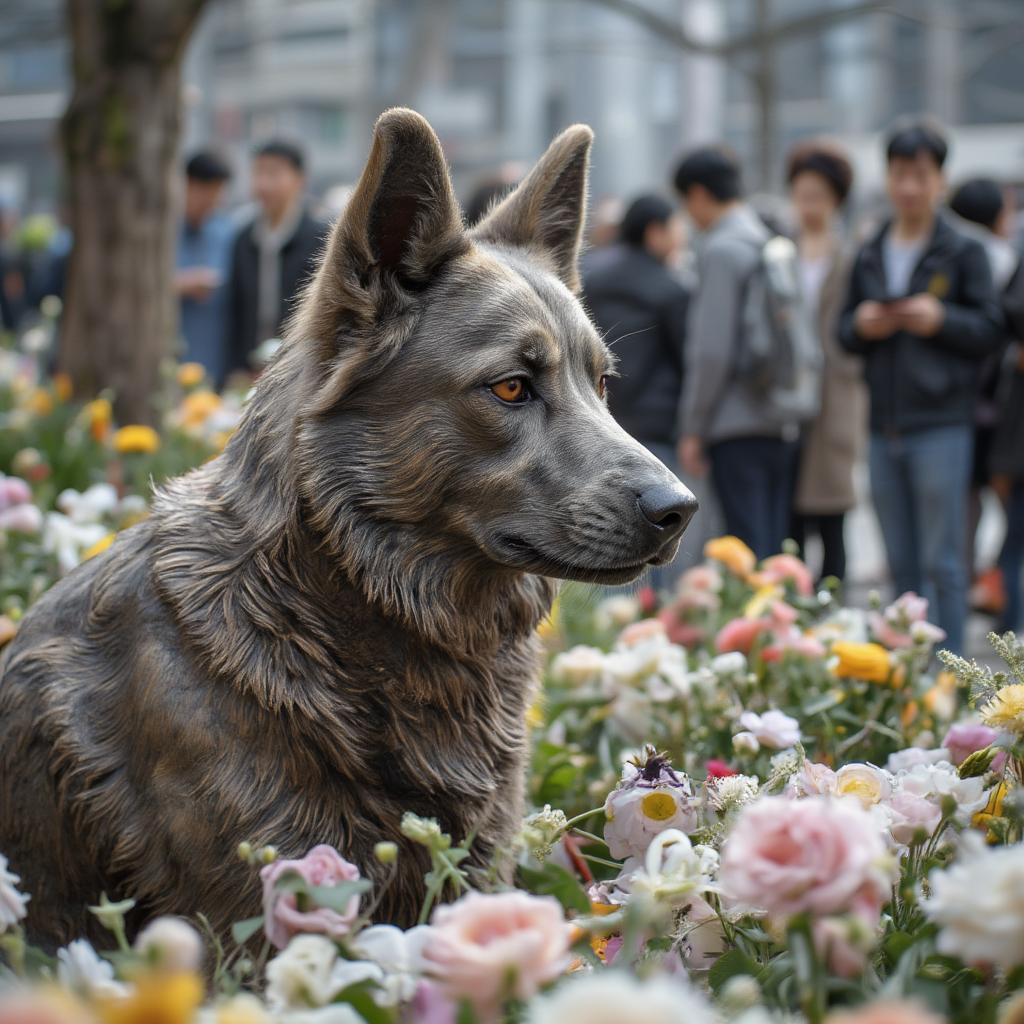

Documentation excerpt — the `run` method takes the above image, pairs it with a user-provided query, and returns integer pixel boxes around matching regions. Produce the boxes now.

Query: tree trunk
[59,0,207,425]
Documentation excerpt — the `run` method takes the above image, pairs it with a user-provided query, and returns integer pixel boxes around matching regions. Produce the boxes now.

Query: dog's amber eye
[491,378,530,403]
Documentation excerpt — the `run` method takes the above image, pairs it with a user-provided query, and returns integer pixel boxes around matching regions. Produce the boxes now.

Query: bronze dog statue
[0,109,696,946]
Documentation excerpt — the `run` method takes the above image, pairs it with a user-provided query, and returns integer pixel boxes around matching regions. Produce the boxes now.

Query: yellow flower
[212,994,270,1024]
[180,390,222,429]
[87,398,114,441]
[831,641,892,684]
[744,583,783,618]
[704,535,757,577]
[113,425,161,454]
[176,362,206,389]
[537,594,561,642]
[973,781,1009,842]
[26,387,54,416]
[980,684,1024,735]
[98,972,204,1024]
[82,533,115,561]
[53,372,73,402]
[525,699,545,729]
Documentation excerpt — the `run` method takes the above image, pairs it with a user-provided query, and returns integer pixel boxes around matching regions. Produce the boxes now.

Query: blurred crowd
[1,117,1022,655]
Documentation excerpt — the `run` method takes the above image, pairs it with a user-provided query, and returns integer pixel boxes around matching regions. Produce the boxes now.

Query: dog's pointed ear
[328,107,466,291]
[470,124,593,292]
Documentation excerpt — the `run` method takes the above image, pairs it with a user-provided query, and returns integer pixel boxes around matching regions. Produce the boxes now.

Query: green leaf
[231,915,265,946]
[335,981,393,1024]
[307,879,374,913]
[518,862,591,914]
[709,948,762,994]
[456,999,481,1024]
[882,930,915,967]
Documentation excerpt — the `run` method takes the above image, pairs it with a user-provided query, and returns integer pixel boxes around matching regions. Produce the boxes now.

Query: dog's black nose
[638,483,698,534]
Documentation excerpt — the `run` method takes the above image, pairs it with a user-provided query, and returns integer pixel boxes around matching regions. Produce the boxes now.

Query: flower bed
[1,335,1024,1023]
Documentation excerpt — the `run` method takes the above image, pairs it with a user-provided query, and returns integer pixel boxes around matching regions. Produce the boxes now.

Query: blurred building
[2,0,1024,214]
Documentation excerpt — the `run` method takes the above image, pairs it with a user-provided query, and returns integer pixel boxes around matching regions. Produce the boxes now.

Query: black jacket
[226,207,327,379]
[838,215,1003,434]
[582,244,689,446]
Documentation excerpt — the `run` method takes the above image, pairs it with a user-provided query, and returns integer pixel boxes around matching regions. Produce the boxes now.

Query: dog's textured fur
[0,110,694,947]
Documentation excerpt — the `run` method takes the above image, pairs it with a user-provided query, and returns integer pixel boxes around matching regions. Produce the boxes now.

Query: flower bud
[720,974,761,1013]
[259,845,278,864]
[732,731,760,755]
[134,916,203,973]
[374,841,399,865]
[237,841,254,862]
[957,746,997,779]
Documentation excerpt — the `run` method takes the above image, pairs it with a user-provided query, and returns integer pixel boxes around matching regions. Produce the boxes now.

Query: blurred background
[3,0,1024,215]
[2,0,1024,646]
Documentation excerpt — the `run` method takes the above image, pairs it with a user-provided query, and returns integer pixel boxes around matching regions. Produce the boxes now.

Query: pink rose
[870,592,946,650]
[760,554,814,597]
[423,891,573,1019]
[260,844,362,950]
[720,796,893,922]
[884,790,943,847]
[787,760,838,798]
[0,475,32,511]
[942,722,1004,770]
[716,617,768,654]
[813,915,876,978]
[0,502,42,534]
[658,610,706,648]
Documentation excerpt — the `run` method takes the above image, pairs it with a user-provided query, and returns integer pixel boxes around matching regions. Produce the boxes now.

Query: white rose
[594,595,640,633]
[925,841,1024,970]
[550,645,605,687]
[0,853,29,933]
[57,939,127,998]
[348,924,433,1006]
[527,969,715,1024]
[894,762,986,822]
[834,764,892,809]
[266,934,368,1010]
[885,747,951,773]
[737,709,800,750]
[711,652,747,675]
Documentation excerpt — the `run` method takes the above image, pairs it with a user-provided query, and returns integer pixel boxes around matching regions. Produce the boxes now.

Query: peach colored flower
[618,617,667,647]
[715,617,768,654]
[826,1001,945,1024]
[759,553,814,597]
[260,844,362,950]
[423,891,573,1018]
[720,796,893,922]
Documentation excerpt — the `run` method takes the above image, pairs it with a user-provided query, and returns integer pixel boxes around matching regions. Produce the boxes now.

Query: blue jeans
[709,437,799,561]
[998,480,1024,635]
[869,426,972,654]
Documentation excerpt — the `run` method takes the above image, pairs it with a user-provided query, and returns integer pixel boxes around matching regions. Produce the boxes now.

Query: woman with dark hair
[786,140,866,584]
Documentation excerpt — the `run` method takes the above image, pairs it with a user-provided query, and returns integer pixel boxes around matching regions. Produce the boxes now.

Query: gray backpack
[737,235,823,425]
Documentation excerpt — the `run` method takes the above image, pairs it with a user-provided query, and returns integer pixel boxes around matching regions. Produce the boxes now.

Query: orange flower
[179,390,221,429]
[82,533,115,561]
[53,372,73,402]
[86,398,113,442]
[26,388,53,416]
[704,535,756,577]
[176,362,206,389]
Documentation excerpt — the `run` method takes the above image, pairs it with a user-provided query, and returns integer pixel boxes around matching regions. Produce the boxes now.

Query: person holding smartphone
[838,119,1003,654]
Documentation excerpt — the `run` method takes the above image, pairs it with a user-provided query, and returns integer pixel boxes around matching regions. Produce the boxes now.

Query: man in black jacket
[583,194,692,583]
[225,140,326,381]
[839,120,1003,653]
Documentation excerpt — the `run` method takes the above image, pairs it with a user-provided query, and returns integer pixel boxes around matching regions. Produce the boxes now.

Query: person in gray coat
[672,146,800,559]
